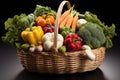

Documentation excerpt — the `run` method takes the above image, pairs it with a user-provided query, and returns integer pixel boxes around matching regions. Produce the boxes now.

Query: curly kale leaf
[2,13,35,48]
[33,5,56,18]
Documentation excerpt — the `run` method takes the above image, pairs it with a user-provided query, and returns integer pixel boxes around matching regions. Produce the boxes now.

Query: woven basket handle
[53,0,71,54]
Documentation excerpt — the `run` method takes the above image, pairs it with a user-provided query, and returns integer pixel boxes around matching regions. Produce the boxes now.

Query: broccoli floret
[77,22,106,49]
[83,11,116,48]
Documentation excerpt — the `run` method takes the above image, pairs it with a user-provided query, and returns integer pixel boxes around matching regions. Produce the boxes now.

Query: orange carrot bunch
[59,7,79,32]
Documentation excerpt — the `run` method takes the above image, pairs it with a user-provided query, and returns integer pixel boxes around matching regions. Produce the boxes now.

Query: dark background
[0,0,120,80]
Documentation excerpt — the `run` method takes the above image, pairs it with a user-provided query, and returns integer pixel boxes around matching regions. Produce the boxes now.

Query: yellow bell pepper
[21,26,44,45]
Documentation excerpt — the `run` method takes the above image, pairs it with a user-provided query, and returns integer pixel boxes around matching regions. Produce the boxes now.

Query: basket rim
[18,47,106,57]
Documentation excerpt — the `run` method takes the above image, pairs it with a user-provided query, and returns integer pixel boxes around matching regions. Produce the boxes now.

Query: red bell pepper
[64,33,82,51]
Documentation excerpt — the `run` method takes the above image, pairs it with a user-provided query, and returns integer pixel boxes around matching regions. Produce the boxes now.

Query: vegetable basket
[17,1,107,74]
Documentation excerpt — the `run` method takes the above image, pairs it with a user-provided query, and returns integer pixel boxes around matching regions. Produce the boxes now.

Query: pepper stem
[73,38,77,43]
[30,22,34,31]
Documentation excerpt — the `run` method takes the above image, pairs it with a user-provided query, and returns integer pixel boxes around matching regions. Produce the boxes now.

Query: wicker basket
[17,1,106,74]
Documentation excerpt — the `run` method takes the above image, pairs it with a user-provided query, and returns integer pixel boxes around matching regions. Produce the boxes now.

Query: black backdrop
[0,0,120,37]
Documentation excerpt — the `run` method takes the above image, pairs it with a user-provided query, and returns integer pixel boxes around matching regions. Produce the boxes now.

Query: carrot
[71,14,79,32]
[65,9,77,28]
[65,15,74,28]
[59,15,68,28]
[59,9,71,24]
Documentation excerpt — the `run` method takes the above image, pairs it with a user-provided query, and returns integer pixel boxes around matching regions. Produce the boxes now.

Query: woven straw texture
[18,47,105,74]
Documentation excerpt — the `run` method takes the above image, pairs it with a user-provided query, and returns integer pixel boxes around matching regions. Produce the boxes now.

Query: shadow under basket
[17,47,106,74]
